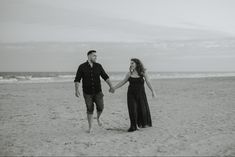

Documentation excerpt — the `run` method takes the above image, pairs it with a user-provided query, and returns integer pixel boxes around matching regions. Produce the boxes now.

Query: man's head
[87,50,97,63]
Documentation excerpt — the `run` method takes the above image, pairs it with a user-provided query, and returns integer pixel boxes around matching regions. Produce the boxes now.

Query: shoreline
[0,75,235,85]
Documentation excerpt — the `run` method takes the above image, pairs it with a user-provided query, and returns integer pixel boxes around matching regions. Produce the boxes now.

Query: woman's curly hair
[130,58,146,76]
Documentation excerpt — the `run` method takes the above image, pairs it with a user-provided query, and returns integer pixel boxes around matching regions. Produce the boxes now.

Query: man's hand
[109,87,115,93]
[75,90,81,98]
[74,82,80,98]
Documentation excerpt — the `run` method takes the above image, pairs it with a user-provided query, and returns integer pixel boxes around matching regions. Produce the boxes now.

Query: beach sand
[0,77,235,156]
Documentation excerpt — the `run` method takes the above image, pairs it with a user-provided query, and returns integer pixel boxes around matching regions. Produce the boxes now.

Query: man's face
[88,53,97,63]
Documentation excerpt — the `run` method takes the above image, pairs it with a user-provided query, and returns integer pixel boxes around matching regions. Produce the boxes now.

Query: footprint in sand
[48,110,60,120]
[64,141,72,145]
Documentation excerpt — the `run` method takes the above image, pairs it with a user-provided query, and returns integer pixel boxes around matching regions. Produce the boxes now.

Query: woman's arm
[143,72,156,98]
[113,72,130,90]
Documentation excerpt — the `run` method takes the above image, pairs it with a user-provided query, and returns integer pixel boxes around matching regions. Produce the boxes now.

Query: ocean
[0,71,235,84]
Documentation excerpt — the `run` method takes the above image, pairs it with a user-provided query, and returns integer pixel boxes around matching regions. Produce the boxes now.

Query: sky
[1,0,235,42]
[0,0,235,72]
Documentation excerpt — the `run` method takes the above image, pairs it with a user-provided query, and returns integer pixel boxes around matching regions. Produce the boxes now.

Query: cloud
[0,0,234,42]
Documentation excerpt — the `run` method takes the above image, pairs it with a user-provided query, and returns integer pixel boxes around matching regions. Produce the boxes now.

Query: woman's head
[130,58,146,76]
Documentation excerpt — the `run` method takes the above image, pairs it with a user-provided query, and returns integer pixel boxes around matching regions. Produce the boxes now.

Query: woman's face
[130,60,136,70]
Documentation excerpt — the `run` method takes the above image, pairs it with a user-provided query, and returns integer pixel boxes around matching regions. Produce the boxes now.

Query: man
[74,50,114,133]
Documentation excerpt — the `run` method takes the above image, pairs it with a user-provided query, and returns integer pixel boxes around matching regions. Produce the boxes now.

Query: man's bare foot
[86,128,92,133]
[97,119,102,127]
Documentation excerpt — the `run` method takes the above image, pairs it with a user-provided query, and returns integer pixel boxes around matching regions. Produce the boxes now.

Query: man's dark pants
[83,91,104,114]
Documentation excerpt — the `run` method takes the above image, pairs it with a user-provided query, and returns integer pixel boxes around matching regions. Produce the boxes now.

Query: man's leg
[97,111,102,126]
[95,92,104,127]
[87,113,93,133]
[83,93,94,133]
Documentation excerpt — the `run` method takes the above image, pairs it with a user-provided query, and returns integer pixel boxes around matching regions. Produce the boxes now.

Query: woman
[112,58,156,132]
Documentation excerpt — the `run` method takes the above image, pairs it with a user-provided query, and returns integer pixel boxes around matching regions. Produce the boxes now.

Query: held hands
[109,87,115,93]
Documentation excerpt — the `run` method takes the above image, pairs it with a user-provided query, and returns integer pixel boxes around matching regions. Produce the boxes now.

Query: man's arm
[74,65,82,98]
[75,82,81,97]
[100,64,114,90]
[105,78,114,89]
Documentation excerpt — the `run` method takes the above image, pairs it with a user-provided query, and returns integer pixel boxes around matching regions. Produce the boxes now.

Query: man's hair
[87,50,96,56]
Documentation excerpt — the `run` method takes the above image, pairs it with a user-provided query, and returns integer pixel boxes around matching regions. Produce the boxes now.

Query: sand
[0,77,235,156]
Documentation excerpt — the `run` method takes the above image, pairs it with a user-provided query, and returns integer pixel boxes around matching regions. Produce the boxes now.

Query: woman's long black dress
[127,76,152,131]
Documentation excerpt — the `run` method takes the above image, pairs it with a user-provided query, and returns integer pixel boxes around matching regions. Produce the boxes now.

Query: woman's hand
[152,91,157,98]
[109,87,115,93]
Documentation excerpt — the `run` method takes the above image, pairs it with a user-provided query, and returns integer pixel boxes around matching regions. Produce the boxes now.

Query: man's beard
[91,59,96,63]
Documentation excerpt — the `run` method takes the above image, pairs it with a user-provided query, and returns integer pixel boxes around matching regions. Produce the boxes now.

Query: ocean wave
[148,72,235,79]
[57,75,75,78]
[15,75,32,81]
[0,76,69,84]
